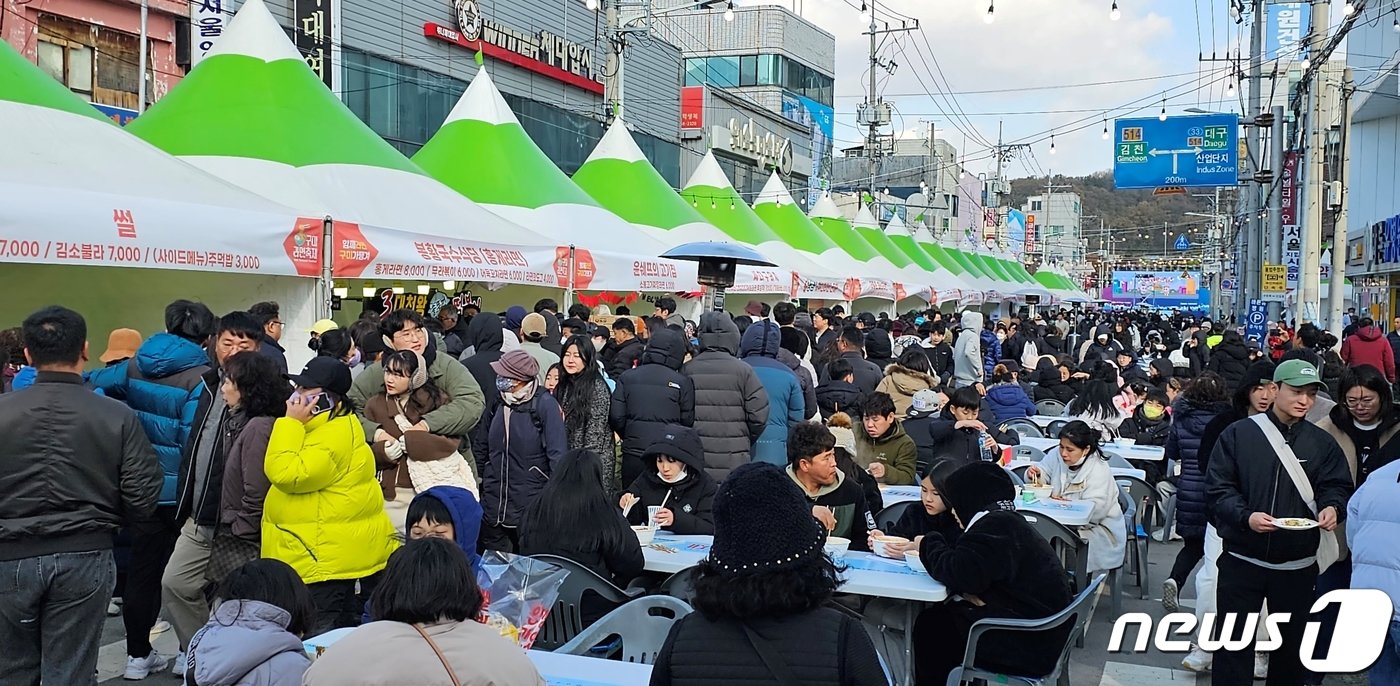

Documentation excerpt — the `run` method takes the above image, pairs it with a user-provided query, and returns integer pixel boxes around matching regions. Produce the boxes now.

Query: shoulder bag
[1248,413,1340,572]
[412,623,463,686]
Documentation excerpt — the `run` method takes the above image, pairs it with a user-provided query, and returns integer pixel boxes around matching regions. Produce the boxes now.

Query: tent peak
[807,193,843,220]
[444,67,521,127]
[684,150,733,190]
[851,204,879,230]
[207,0,304,64]
[885,213,910,235]
[584,117,646,165]
[753,171,792,206]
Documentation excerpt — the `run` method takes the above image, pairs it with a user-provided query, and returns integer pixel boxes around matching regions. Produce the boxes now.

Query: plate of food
[1274,517,1319,530]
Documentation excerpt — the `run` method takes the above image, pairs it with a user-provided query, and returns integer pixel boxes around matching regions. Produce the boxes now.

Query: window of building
[738,55,757,87]
[1047,225,1064,238]
[941,217,951,230]
[757,54,782,85]
[684,58,706,87]
[1030,199,1043,212]
[948,194,958,217]
[706,56,739,88]
[343,49,466,155]
[36,14,135,105]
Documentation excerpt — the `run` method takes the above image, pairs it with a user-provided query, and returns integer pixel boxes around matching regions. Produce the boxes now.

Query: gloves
[384,438,406,461]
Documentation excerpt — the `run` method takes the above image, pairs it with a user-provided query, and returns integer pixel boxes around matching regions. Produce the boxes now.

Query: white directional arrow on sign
[1148,147,1204,174]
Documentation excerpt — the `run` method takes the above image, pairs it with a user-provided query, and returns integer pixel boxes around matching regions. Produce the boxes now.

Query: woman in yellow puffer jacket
[263,358,398,634]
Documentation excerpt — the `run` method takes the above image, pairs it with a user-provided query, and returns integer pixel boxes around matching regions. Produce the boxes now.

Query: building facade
[2,0,187,121]
[1344,6,1400,319]
[652,3,833,203]
[829,135,985,239]
[7,0,689,183]
[1020,191,1082,265]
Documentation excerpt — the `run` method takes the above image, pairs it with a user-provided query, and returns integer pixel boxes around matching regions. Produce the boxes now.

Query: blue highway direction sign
[1113,114,1239,190]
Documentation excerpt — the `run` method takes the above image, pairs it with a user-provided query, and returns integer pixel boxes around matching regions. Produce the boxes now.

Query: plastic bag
[475,552,568,649]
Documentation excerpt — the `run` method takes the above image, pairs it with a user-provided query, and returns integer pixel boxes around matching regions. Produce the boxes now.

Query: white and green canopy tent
[798,192,909,302]
[884,213,975,302]
[939,234,997,303]
[124,0,575,305]
[572,122,799,296]
[675,151,849,299]
[986,248,1050,298]
[413,69,697,294]
[908,221,973,303]
[0,36,321,358]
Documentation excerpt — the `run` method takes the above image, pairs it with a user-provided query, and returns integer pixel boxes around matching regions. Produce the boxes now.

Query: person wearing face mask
[1025,420,1126,575]
[477,350,568,553]
[263,357,399,635]
[365,350,477,535]
[619,425,715,535]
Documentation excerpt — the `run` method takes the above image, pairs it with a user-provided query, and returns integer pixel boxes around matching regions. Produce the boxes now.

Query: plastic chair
[658,566,699,605]
[1102,451,1134,472]
[528,554,642,650]
[556,595,693,664]
[1004,467,1026,486]
[1117,475,1163,597]
[945,574,1108,686]
[1020,511,1121,637]
[1012,445,1046,463]
[1045,419,1070,437]
[1002,419,1044,440]
[1035,399,1067,417]
[875,501,917,532]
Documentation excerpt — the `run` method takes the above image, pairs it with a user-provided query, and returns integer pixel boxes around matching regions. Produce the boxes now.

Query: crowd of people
[0,296,1397,686]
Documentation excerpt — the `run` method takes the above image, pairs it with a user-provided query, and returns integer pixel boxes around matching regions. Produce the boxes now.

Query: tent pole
[565,244,576,308]
[320,217,333,319]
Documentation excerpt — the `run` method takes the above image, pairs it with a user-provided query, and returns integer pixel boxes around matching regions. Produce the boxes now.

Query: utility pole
[1328,68,1353,331]
[988,121,1029,254]
[137,0,149,112]
[1297,0,1331,324]
[1267,105,1284,323]
[856,2,916,211]
[1241,0,1265,318]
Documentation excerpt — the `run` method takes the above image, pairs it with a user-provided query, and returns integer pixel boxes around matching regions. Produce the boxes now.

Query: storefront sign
[189,0,228,67]
[681,86,705,130]
[294,0,334,88]
[1262,264,1287,301]
[424,1,602,94]
[1026,214,1037,254]
[721,118,794,176]
[1284,224,1301,291]
[1371,215,1400,268]
[1280,151,1299,227]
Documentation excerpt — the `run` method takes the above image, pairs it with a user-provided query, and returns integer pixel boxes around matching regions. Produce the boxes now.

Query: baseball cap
[907,389,943,418]
[521,312,548,339]
[309,319,339,335]
[1273,359,1325,389]
[287,357,352,396]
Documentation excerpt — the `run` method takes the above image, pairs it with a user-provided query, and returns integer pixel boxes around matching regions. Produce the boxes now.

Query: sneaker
[1181,645,1212,673]
[107,600,121,616]
[1254,652,1269,680]
[171,652,186,677]
[123,652,172,680]
[1162,578,1180,612]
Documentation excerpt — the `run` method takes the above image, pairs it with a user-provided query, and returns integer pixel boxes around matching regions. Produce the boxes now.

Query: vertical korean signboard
[189,0,228,66]
[295,0,335,89]
[1281,151,1301,292]
[680,86,704,130]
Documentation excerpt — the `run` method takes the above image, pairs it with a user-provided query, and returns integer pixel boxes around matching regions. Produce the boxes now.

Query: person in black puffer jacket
[864,327,896,370]
[912,462,1073,683]
[1206,330,1250,391]
[620,425,715,535]
[610,328,696,488]
[683,313,769,481]
[816,358,865,421]
[1161,373,1232,609]
[649,462,885,686]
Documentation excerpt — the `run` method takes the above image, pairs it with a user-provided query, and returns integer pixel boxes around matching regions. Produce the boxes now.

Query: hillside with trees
[1008,171,1227,246]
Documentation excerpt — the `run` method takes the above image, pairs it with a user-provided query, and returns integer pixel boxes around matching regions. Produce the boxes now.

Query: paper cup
[632,525,655,545]
[647,506,661,527]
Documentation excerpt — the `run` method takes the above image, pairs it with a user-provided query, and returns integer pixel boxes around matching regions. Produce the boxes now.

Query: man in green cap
[1205,359,1353,686]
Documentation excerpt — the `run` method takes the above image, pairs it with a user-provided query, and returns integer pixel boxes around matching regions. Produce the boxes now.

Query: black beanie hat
[943,462,1016,526]
[708,462,826,576]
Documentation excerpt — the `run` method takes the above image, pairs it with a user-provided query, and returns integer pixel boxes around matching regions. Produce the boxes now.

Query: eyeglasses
[270,320,283,327]
[392,327,426,341]
[1345,396,1378,407]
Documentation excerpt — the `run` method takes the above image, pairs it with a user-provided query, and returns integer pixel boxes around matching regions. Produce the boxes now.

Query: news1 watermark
[1108,589,1395,672]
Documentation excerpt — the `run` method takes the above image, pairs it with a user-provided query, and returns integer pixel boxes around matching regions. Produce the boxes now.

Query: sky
[746,0,1324,177]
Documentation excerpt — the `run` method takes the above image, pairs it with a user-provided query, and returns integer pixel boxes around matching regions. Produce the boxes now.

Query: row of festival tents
[0,0,1088,333]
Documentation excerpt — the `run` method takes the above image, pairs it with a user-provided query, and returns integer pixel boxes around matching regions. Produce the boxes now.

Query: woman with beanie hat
[911,462,1074,684]
[649,462,886,686]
